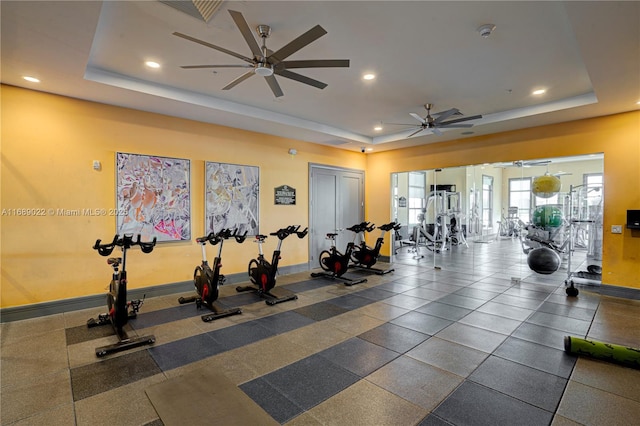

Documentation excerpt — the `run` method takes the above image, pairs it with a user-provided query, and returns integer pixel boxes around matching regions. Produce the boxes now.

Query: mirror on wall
[391,153,604,286]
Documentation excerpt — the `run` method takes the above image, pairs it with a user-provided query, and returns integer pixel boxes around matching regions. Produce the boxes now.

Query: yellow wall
[366,111,640,288]
[2,85,639,309]
[0,85,365,307]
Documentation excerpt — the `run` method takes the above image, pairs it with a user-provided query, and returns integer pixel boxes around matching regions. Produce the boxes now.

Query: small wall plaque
[275,185,296,205]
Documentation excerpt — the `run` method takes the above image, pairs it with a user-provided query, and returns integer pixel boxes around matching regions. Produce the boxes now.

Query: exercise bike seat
[254,234,268,242]
[107,257,121,267]
[326,233,338,239]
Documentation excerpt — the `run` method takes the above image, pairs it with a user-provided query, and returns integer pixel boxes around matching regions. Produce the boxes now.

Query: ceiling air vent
[159,0,224,23]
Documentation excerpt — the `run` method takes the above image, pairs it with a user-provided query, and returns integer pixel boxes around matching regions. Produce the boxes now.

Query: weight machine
[496,207,525,240]
[563,184,603,296]
[409,190,467,257]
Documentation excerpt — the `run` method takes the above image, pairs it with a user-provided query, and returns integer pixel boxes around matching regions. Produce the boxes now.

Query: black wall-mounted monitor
[627,210,640,229]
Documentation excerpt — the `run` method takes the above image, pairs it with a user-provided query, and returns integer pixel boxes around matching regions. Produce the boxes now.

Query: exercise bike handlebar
[93,235,119,256]
[233,229,248,243]
[379,221,401,232]
[136,235,157,253]
[268,225,308,240]
[295,227,308,239]
[93,234,157,256]
[195,228,248,245]
[347,222,375,234]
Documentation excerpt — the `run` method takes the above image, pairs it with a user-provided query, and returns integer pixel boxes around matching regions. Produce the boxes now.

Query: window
[583,173,603,218]
[482,175,493,229]
[408,172,425,224]
[584,173,603,206]
[509,177,532,223]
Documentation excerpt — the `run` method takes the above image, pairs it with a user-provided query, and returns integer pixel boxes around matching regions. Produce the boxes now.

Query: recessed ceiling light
[363,73,375,80]
[367,147,373,152]
[374,125,383,131]
[636,100,640,105]
[145,61,161,69]
[23,76,40,83]
[532,89,546,95]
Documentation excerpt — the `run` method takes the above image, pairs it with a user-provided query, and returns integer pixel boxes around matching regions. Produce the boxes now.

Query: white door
[309,164,364,268]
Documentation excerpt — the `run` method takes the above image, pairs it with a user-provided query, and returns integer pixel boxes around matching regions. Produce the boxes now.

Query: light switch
[611,225,622,234]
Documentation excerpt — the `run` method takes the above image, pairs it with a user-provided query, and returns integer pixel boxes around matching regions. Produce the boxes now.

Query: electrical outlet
[611,225,622,234]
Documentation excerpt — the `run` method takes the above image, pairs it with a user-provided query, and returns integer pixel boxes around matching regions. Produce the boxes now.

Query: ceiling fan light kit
[254,63,273,77]
[477,24,496,38]
[173,9,350,97]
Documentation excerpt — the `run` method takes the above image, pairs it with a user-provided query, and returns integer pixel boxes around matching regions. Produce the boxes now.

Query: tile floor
[2,239,640,425]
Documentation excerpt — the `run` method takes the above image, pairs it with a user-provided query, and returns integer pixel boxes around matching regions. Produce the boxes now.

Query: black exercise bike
[237,225,308,305]
[350,221,400,275]
[88,234,156,357]
[179,228,247,322]
[310,225,367,286]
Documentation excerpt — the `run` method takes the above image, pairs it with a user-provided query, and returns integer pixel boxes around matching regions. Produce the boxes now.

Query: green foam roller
[564,336,640,369]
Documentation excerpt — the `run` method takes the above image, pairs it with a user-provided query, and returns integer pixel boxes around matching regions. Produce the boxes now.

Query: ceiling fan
[389,103,482,137]
[173,9,350,97]
[495,160,572,176]
[511,160,552,167]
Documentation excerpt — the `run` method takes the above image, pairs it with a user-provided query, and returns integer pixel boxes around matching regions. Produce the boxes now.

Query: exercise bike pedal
[87,314,111,328]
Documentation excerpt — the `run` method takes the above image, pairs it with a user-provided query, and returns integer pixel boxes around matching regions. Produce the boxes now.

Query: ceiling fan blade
[409,113,427,124]
[222,71,255,90]
[180,65,253,69]
[264,75,284,98]
[438,123,474,128]
[433,108,460,123]
[228,10,263,58]
[279,59,350,69]
[431,127,443,136]
[269,25,327,62]
[407,127,426,138]
[173,32,253,63]
[275,69,327,89]
[439,114,483,126]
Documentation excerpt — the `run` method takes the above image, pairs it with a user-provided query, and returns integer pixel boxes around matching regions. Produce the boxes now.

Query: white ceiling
[2,1,638,153]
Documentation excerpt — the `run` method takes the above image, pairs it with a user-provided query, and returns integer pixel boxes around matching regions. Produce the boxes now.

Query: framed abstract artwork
[205,161,259,235]
[116,152,191,242]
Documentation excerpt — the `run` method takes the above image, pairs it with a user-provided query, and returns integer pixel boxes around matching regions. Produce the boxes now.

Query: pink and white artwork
[116,153,191,242]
